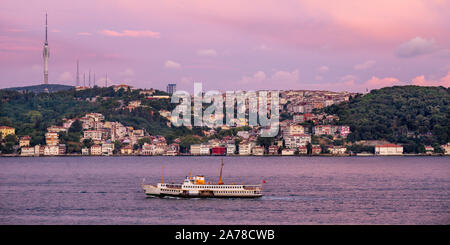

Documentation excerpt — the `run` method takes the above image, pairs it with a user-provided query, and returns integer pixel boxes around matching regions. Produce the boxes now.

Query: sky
[1,0,449,92]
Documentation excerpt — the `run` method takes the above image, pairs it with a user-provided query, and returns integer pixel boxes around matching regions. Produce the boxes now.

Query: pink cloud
[100,29,160,38]
[365,76,403,89]
[412,72,450,87]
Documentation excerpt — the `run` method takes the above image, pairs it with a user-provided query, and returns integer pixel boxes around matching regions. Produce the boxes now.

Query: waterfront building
[34,145,42,156]
[212,147,226,156]
[268,145,279,155]
[226,144,236,155]
[239,142,254,155]
[43,145,59,156]
[441,143,450,155]
[311,144,322,155]
[20,146,35,156]
[90,144,102,155]
[375,144,403,155]
[81,147,89,155]
[154,142,168,155]
[281,148,296,155]
[328,146,347,155]
[200,144,211,155]
[141,143,155,155]
[298,145,308,155]
[101,143,114,155]
[58,144,66,155]
[120,145,133,155]
[425,146,434,155]
[190,144,201,155]
[252,146,265,156]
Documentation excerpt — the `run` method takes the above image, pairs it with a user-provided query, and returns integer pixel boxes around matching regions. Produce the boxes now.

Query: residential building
[311,145,322,155]
[43,145,59,156]
[200,144,211,155]
[47,125,67,133]
[120,145,133,155]
[283,124,305,137]
[375,144,403,155]
[328,146,347,155]
[252,146,265,156]
[86,113,105,122]
[20,147,35,156]
[45,132,59,146]
[90,144,102,155]
[238,142,253,155]
[226,144,236,155]
[102,143,114,155]
[268,145,279,155]
[58,144,66,155]
[212,147,226,156]
[154,143,168,155]
[298,145,308,155]
[0,126,15,137]
[424,146,434,155]
[441,143,450,155]
[19,136,31,147]
[190,144,201,155]
[141,143,155,155]
[84,130,105,141]
[81,147,90,155]
[281,148,295,155]
[284,134,311,148]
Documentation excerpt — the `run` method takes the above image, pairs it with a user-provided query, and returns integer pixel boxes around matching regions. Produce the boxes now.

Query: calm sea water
[0,156,449,225]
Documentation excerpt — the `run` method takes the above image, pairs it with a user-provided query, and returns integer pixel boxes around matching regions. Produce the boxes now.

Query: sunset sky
[1,0,449,92]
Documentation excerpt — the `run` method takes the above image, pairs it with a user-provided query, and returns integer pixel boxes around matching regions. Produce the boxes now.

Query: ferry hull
[142,184,262,198]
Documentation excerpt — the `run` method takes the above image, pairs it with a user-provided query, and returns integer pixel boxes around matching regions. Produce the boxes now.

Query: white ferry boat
[141,161,263,198]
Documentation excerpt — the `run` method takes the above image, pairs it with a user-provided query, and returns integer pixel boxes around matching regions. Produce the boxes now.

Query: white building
[21,147,35,156]
[102,143,115,155]
[226,144,236,155]
[281,148,296,155]
[239,142,254,155]
[252,146,265,156]
[190,144,201,155]
[375,144,403,155]
[43,145,59,156]
[199,144,211,155]
[284,134,311,148]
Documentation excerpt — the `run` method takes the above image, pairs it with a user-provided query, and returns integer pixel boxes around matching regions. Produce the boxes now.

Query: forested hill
[4,84,74,93]
[0,86,191,146]
[324,86,449,150]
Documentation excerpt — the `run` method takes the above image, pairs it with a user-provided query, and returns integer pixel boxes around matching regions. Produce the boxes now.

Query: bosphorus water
[0,156,449,224]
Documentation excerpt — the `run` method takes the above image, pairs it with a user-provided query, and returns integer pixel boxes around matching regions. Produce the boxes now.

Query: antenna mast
[218,159,224,185]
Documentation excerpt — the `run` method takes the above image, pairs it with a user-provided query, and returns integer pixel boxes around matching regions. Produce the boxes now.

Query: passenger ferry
[141,160,263,198]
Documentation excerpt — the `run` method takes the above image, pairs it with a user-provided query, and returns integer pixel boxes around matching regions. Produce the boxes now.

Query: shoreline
[0,154,448,157]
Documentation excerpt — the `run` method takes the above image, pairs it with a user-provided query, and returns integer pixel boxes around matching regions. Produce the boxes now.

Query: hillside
[3,84,74,93]
[324,86,449,152]
[0,86,190,146]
